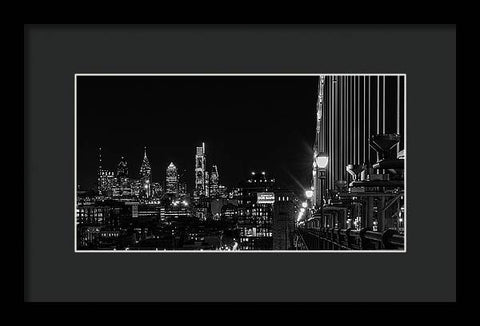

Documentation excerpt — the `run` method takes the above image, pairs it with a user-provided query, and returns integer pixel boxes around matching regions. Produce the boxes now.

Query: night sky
[77,76,319,194]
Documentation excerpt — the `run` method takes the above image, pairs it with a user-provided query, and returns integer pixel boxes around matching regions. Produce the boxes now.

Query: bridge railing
[295,227,404,251]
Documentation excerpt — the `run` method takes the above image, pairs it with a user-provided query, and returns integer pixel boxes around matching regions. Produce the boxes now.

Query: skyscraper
[139,147,152,197]
[139,147,151,180]
[113,156,131,197]
[98,170,115,196]
[177,168,187,196]
[205,171,210,198]
[116,156,128,178]
[97,147,115,195]
[194,142,206,198]
[209,165,219,197]
[166,162,179,195]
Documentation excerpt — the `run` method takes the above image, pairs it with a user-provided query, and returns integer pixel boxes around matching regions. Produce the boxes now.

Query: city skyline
[77,76,318,194]
[76,74,405,252]
[86,143,249,196]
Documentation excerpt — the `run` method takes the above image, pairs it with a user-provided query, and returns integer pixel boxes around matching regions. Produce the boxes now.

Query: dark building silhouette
[272,190,296,250]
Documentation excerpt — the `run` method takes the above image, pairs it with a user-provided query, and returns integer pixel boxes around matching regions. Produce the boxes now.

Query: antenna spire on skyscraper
[98,146,102,170]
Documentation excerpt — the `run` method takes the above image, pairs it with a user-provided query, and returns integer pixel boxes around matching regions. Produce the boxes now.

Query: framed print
[24,24,457,304]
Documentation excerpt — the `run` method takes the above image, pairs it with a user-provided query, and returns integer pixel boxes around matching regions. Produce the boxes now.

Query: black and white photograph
[75,74,406,252]
[25,24,458,307]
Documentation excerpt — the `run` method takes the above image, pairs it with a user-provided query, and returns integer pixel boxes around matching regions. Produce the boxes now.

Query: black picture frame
[23,24,460,311]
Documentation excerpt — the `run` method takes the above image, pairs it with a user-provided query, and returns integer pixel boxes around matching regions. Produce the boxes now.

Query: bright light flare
[315,155,329,169]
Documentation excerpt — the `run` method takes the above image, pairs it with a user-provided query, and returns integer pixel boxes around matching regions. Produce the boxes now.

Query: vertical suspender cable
[382,76,386,174]
[341,76,344,182]
[334,76,337,187]
[377,75,380,135]
[362,76,367,163]
[349,77,352,167]
[357,76,360,164]
[397,75,400,153]
[330,77,334,190]
[352,77,355,165]
[339,76,342,184]
[368,76,371,163]
[350,77,353,166]
[343,76,347,180]
[347,76,350,169]
[343,75,346,178]
[383,75,386,134]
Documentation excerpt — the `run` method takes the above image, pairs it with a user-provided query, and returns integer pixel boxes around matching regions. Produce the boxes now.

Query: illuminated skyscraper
[178,168,187,196]
[166,162,179,195]
[139,147,151,180]
[209,165,219,197]
[139,146,152,197]
[194,142,206,198]
[117,156,128,178]
[205,171,210,197]
[97,147,115,195]
[113,156,131,197]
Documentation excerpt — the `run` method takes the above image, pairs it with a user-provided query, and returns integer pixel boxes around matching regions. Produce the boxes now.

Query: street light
[315,153,329,230]
[301,202,308,208]
[305,190,313,198]
[315,155,329,169]
[297,210,304,222]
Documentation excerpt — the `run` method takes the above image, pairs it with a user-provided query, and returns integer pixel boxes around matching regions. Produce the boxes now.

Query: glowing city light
[305,190,313,198]
[315,155,329,169]
[301,202,308,208]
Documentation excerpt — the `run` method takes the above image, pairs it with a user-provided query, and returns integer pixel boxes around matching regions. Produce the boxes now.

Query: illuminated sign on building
[257,192,275,204]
